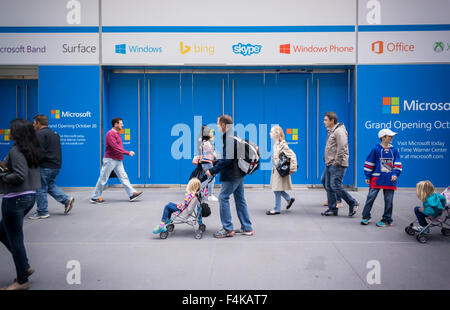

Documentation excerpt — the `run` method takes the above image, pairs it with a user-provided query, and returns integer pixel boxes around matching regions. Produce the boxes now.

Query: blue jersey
[364,144,402,190]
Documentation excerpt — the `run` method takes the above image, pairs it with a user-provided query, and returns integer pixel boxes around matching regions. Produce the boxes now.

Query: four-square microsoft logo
[115,44,126,54]
[0,129,10,141]
[119,128,131,141]
[51,110,60,119]
[286,128,298,141]
[382,97,400,114]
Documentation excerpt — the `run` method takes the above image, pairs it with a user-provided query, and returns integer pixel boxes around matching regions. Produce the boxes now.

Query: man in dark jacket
[29,114,74,219]
[205,115,253,238]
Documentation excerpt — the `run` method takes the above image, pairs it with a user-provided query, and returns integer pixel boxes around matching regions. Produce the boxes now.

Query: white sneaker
[28,212,50,220]
[208,195,218,202]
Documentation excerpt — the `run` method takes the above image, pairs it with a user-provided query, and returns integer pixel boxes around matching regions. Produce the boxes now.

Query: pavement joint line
[23,240,421,246]
[332,241,371,289]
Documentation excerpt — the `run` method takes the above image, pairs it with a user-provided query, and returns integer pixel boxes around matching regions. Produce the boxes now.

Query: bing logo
[285,128,298,141]
[382,97,400,114]
[0,129,10,141]
[51,110,60,119]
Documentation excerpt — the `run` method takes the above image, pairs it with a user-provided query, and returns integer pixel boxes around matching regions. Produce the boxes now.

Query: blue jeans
[218,177,252,231]
[36,167,70,215]
[323,165,357,211]
[362,188,395,224]
[161,202,179,222]
[201,162,215,196]
[92,158,136,199]
[321,169,342,203]
[0,194,36,284]
[414,206,428,227]
[274,191,291,212]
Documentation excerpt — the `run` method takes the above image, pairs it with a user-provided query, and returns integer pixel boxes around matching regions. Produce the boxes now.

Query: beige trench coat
[270,140,298,191]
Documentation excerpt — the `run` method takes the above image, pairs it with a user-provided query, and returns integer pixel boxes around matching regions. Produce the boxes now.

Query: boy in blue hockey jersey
[361,129,402,227]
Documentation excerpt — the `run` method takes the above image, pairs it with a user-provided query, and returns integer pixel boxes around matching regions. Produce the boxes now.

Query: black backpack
[232,136,260,175]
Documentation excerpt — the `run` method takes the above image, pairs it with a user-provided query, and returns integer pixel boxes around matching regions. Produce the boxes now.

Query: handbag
[192,155,200,165]
[276,152,291,177]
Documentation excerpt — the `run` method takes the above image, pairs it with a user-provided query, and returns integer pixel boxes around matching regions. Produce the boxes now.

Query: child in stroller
[152,177,212,239]
[405,181,450,243]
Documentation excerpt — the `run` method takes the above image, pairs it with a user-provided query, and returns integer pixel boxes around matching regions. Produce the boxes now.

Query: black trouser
[0,194,36,284]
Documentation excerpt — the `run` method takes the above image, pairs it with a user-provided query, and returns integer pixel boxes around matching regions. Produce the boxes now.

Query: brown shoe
[13,267,34,282]
[1,281,30,290]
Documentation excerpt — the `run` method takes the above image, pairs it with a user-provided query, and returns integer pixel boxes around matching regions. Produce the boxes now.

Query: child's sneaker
[208,195,218,202]
[360,218,371,225]
[376,221,392,228]
[152,224,167,234]
[413,226,430,234]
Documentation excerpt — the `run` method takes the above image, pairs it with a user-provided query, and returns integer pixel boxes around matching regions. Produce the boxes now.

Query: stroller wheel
[416,234,427,244]
[195,233,203,240]
[405,226,415,236]
[199,224,206,232]
[441,228,450,236]
[160,231,169,239]
[167,224,175,233]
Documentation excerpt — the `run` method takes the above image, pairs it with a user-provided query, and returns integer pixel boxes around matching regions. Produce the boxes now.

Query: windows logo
[0,129,10,141]
[115,44,126,54]
[286,128,298,141]
[280,44,291,54]
[382,97,400,114]
[119,128,131,141]
[51,110,60,119]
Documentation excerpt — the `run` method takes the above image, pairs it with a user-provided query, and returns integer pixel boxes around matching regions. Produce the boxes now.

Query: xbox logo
[434,41,444,53]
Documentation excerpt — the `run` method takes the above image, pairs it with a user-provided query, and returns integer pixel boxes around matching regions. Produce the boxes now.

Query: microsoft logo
[382,97,400,114]
[280,44,291,54]
[371,41,383,54]
[286,128,298,141]
[115,44,126,54]
[0,129,10,141]
[119,128,131,141]
[51,110,60,119]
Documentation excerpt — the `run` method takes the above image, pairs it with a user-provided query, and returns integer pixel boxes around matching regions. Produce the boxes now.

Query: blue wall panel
[357,64,450,188]
[38,66,101,187]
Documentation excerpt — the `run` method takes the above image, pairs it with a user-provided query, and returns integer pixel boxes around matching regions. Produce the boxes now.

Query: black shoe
[321,209,338,216]
[129,192,143,202]
[286,198,295,210]
[349,201,359,217]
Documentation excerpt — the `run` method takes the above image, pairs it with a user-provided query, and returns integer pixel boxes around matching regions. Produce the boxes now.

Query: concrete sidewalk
[0,187,449,290]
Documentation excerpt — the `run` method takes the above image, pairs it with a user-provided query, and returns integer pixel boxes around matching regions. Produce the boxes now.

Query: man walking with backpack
[205,115,254,238]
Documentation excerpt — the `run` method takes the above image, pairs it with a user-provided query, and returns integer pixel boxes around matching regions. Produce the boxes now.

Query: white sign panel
[358,31,450,64]
[103,0,356,27]
[102,33,356,65]
[358,0,450,64]
[0,0,99,65]
[0,34,99,65]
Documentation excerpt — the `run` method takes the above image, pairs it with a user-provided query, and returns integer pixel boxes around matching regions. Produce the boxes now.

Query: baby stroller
[405,188,450,244]
[159,175,214,240]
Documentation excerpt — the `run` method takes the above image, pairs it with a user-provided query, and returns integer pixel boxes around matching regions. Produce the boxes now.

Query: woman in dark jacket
[0,119,42,290]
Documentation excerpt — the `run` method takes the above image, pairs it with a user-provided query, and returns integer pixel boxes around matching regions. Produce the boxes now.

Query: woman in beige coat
[267,126,297,215]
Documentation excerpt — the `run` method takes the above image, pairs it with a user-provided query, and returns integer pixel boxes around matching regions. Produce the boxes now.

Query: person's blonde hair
[270,125,285,141]
[416,180,435,202]
[186,178,201,193]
